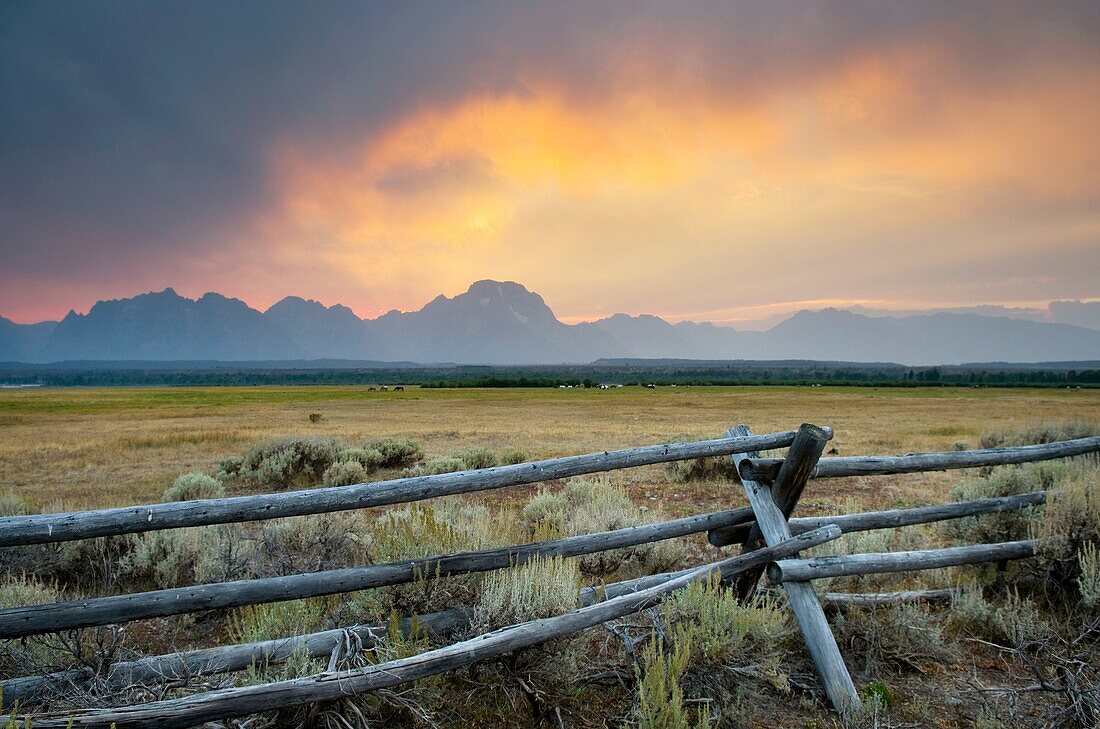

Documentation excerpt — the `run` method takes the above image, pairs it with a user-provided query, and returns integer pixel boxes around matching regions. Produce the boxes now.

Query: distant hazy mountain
[0,316,56,361]
[265,296,373,360]
[40,289,305,361]
[3,281,1099,365]
[367,280,628,364]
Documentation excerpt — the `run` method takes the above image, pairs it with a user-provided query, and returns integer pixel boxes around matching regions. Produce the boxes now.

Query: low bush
[162,472,225,502]
[0,575,63,676]
[403,455,467,477]
[937,463,1059,545]
[452,446,497,470]
[229,597,334,643]
[121,528,206,589]
[499,449,528,465]
[321,459,368,487]
[238,437,343,488]
[366,437,423,468]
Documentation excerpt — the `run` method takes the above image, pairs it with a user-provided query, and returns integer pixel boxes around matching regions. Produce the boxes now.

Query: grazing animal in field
[368,386,376,391]
[646,383,656,389]
[381,385,389,391]
[394,386,405,391]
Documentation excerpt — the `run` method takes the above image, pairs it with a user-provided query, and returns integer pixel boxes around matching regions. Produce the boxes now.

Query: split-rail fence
[2,425,1098,727]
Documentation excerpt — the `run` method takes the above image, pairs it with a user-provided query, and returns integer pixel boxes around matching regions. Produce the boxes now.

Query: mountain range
[2,280,1099,366]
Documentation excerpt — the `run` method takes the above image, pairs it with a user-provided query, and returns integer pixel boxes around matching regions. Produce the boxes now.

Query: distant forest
[1,361,1097,388]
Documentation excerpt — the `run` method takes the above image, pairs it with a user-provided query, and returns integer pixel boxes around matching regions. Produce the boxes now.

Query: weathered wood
[10,552,772,706]
[820,588,959,609]
[732,423,829,599]
[708,490,1050,547]
[770,540,1036,582]
[727,424,860,715]
[0,506,755,638]
[0,429,805,547]
[15,526,843,728]
[739,435,1100,482]
[0,609,472,708]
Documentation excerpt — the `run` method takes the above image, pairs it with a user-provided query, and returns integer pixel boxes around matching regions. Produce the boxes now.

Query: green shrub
[366,437,423,468]
[636,637,709,729]
[947,584,995,636]
[57,535,136,587]
[338,447,386,470]
[0,575,62,676]
[218,455,243,477]
[121,528,207,589]
[238,437,343,488]
[162,472,225,502]
[474,555,579,630]
[521,489,569,537]
[991,591,1052,647]
[452,446,498,470]
[1078,542,1100,610]
[499,449,528,465]
[229,597,333,643]
[937,463,1059,545]
[953,439,970,451]
[663,574,788,669]
[321,459,368,487]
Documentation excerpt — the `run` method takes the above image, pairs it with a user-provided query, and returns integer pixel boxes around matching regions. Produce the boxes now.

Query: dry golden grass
[0,385,1097,513]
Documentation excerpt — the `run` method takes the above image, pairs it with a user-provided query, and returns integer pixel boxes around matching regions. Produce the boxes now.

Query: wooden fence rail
[770,539,1037,582]
[708,489,1050,547]
[739,436,1100,482]
[0,429,806,547]
[0,507,754,639]
[4,425,1098,726]
[15,527,844,728]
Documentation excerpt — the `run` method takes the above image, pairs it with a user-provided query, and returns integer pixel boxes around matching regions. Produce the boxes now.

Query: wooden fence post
[732,423,829,600]
[727,424,861,716]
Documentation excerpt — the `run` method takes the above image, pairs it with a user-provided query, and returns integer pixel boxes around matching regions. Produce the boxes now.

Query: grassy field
[2,385,1099,728]
[2,384,1099,510]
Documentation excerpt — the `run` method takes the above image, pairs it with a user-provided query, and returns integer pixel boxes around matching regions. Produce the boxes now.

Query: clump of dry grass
[521,479,685,578]
[474,555,580,630]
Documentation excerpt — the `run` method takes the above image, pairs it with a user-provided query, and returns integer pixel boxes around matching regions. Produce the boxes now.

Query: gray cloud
[1,1,1097,318]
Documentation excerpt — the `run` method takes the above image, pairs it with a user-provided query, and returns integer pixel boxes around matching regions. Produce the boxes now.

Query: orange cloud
[252,40,1100,322]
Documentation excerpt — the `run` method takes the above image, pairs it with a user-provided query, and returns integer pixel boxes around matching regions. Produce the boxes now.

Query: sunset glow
[2,2,1097,324]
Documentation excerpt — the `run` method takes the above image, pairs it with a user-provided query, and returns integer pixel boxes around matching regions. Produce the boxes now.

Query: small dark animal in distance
[368,386,376,391]
[394,386,405,391]
[308,413,323,423]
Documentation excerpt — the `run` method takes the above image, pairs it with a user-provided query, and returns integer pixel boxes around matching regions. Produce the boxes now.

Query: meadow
[2,384,1099,510]
[2,385,1099,728]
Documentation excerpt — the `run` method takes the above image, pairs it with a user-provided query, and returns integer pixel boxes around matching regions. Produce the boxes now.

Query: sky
[2,1,1099,326]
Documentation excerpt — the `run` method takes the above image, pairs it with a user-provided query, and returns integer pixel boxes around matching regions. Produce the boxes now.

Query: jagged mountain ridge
[3,281,1100,365]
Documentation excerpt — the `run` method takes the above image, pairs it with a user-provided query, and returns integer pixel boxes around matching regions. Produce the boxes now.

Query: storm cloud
[2,1,1098,322]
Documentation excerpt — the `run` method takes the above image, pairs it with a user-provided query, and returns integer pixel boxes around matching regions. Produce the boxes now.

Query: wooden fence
[2,427,1098,727]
